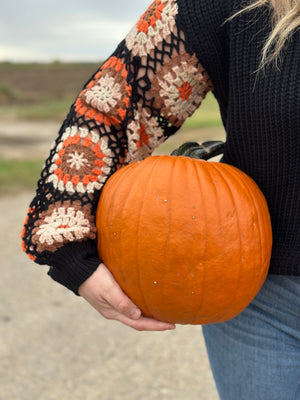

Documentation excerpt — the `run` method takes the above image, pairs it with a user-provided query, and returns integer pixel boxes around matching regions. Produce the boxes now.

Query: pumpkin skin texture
[96,155,272,325]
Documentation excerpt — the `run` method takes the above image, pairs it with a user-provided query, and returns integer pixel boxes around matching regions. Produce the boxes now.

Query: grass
[0,61,102,71]
[0,62,100,115]
[0,83,20,101]
[0,160,43,194]
[0,99,73,120]
[182,92,222,129]
[0,91,222,124]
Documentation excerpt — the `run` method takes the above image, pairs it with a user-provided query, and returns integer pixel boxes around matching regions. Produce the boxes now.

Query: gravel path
[0,120,60,159]
[0,192,219,400]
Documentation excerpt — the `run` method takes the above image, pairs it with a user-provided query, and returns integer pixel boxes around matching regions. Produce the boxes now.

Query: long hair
[230,0,300,69]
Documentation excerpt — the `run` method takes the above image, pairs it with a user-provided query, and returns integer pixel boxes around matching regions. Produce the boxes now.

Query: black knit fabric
[47,240,100,294]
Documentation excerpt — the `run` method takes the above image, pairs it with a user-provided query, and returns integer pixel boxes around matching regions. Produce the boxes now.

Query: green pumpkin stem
[171,140,225,160]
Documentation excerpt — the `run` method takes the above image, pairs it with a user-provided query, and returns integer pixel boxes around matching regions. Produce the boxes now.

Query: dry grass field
[0,62,100,120]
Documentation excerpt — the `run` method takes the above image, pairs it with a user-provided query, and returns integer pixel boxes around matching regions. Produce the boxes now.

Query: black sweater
[22,0,300,293]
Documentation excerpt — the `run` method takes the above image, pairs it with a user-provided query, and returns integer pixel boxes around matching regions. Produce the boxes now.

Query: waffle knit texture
[22,0,300,294]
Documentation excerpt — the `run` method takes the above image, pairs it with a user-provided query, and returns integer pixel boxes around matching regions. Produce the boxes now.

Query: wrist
[47,240,102,295]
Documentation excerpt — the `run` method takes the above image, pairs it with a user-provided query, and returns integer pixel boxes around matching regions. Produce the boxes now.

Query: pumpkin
[96,141,272,325]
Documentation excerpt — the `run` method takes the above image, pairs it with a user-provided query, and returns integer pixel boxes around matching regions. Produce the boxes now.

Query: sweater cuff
[47,240,101,295]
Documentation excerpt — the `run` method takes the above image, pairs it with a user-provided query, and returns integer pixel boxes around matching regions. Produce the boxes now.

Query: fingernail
[129,308,141,320]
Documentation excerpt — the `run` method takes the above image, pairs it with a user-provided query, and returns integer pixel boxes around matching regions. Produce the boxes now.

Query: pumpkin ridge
[118,162,149,312]
[159,156,176,322]
[180,158,208,324]
[226,167,263,291]
[189,159,208,324]
[225,165,271,302]
[187,161,230,324]
[180,159,202,323]
[204,163,245,324]
[191,161,226,324]
[103,162,140,285]
[135,156,163,318]
[168,156,205,323]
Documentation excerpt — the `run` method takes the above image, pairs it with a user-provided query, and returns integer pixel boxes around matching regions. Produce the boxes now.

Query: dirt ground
[0,63,99,104]
[0,120,224,400]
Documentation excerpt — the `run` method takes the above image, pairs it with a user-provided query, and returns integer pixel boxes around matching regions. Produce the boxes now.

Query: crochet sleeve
[21,0,213,294]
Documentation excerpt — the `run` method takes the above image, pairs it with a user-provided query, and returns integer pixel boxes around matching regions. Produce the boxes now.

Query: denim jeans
[202,275,300,400]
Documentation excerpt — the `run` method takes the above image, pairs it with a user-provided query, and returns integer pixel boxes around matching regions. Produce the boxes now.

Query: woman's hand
[78,263,176,331]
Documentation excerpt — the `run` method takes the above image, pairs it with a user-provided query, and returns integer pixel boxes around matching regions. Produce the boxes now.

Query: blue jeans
[202,275,300,400]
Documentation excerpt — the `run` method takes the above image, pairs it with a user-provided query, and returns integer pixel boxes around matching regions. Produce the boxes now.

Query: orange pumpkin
[96,142,272,325]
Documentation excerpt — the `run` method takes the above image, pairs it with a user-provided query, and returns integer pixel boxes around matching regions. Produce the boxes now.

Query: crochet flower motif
[46,125,113,193]
[125,0,178,57]
[75,57,131,126]
[32,201,96,253]
[150,53,211,127]
[125,106,165,163]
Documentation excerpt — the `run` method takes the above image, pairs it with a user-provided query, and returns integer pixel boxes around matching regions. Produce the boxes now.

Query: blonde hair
[230,0,300,69]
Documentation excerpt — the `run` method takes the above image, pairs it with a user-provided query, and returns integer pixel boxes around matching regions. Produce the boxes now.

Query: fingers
[116,314,176,332]
[101,301,176,331]
[103,276,141,320]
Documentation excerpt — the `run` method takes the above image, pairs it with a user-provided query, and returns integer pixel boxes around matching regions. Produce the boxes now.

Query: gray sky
[0,0,150,62]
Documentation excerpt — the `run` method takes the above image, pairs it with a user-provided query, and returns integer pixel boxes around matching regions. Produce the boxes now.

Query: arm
[21,0,213,327]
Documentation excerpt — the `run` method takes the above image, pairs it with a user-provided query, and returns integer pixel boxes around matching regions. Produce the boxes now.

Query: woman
[22,0,300,398]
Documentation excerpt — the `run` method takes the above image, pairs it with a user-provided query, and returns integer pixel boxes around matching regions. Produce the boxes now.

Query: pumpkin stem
[171,140,225,160]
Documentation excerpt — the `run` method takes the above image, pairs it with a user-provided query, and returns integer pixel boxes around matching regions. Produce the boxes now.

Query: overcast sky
[0,0,151,62]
